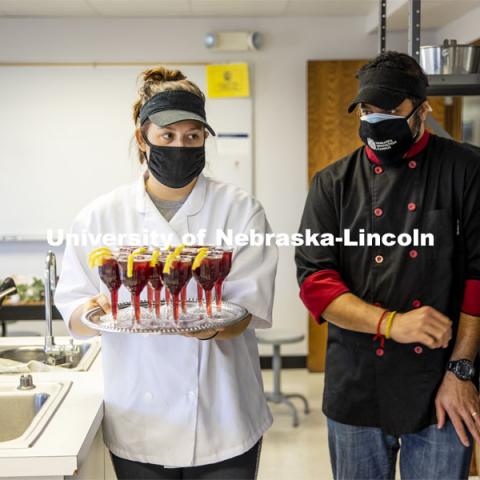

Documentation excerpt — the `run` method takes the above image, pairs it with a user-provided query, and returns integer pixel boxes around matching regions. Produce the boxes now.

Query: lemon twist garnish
[150,249,160,267]
[88,247,112,268]
[163,253,177,275]
[127,250,145,278]
[93,253,113,268]
[192,250,208,271]
[173,244,185,257]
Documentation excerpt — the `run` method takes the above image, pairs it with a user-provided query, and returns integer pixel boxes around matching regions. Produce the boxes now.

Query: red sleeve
[461,279,480,316]
[299,269,350,324]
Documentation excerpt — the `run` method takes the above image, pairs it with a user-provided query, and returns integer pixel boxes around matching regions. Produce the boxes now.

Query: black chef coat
[295,133,480,436]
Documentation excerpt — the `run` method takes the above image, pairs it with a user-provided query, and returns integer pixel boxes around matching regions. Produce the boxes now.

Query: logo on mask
[367,137,398,151]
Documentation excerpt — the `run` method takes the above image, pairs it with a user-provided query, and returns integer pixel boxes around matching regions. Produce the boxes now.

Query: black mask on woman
[141,132,206,188]
[359,105,422,166]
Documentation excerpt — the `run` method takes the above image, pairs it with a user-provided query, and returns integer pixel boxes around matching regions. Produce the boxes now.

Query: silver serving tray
[81,299,248,335]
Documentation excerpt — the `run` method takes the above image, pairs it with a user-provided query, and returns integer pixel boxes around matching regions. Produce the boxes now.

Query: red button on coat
[408,202,417,211]
[412,299,422,308]
[409,250,418,258]
[408,160,417,169]
[375,255,384,264]
[374,166,384,174]
[376,348,385,357]
[414,346,423,355]
[374,208,383,217]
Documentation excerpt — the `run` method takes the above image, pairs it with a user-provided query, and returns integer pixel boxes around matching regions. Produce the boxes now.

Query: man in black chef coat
[296,51,480,479]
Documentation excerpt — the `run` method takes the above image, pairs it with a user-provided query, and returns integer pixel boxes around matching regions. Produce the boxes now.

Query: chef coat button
[375,255,384,264]
[408,160,417,169]
[374,208,383,217]
[414,346,423,355]
[188,391,196,400]
[408,202,417,212]
[144,392,153,401]
[409,249,418,259]
[376,348,384,357]
[374,166,384,174]
[412,299,422,308]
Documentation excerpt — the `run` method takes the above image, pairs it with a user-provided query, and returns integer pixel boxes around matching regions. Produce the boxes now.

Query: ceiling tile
[190,0,288,17]
[284,1,377,17]
[0,0,96,16]
[88,0,190,17]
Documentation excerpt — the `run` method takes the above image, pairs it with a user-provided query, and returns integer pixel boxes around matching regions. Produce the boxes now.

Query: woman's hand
[84,293,112,316]
[182,328,225,340]
[70,294,110,337]
[182,314,252,341]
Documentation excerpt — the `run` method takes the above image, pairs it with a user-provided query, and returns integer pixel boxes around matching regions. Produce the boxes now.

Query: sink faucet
[44,251,77,363]
[44,251,57,353]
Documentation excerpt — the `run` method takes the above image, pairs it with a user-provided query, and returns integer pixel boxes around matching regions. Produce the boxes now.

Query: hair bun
[142,66,186,84]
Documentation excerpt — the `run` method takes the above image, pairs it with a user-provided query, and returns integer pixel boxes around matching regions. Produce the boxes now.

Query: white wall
[0,16,436,355]
[434,5,480,44]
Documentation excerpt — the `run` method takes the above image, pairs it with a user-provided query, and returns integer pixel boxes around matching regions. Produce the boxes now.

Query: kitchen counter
[0,336,105,478]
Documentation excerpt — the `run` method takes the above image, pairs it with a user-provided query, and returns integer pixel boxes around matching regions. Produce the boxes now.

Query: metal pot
[420,39,480,75]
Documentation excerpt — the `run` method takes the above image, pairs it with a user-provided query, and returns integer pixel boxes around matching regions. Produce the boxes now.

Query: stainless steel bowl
[421,39,480,75]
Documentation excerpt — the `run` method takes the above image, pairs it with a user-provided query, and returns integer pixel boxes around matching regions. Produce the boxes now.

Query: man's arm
[323,292,452,348]
[435,313,480,447]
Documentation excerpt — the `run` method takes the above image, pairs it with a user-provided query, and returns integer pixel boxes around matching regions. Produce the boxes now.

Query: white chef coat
[54,172,278,467]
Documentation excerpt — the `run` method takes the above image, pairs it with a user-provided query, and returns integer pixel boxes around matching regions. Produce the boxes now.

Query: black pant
[110,439,263,480]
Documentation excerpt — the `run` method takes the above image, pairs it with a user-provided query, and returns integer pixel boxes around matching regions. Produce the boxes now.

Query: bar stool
[257,330,310,427]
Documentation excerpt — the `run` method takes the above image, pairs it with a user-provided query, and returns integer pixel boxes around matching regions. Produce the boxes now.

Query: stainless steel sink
[0,379,71,449]
[0,341,100,371]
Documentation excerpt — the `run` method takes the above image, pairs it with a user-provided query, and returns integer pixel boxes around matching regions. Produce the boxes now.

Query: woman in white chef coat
[54,66,278,479]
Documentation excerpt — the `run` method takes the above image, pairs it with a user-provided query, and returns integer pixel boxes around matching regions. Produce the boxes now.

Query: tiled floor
[259,369,333,480]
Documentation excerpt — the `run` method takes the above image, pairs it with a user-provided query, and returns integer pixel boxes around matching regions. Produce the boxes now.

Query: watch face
[458,364,474,377]
[455,360,475,379]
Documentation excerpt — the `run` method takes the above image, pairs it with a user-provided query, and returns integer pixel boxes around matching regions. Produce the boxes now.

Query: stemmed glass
[98,256,122,322]
[88,247,122,322]
[147,250,165,320]
[214,247,234,312]
[118,253,151,324]
[163,255,192,322]
[192,252,223,317]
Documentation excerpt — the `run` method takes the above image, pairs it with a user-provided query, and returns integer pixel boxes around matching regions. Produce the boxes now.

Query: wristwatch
[447,359,476,381]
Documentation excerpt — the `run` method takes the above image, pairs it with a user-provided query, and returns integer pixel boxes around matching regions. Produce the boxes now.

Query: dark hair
[358,51,428,106]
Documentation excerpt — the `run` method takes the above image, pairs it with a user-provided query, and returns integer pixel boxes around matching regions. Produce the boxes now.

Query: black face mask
[142,133,206,189]
[359,105,422,166]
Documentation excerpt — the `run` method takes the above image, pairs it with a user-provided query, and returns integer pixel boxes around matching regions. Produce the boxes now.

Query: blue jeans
[327,417,473,480]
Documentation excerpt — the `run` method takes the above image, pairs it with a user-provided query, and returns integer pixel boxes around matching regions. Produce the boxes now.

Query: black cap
[348,67,428,113]
[139,90,216,136]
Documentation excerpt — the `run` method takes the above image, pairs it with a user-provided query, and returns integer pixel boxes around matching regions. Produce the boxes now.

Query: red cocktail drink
[148,255,165,319]
[98,257,121,321]
[193,253,222,317]
[119,255,151,323]
[163,256,192,322]
[214,248,233,312]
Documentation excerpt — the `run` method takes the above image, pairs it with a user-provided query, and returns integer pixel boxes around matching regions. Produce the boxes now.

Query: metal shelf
[427,74,480,96]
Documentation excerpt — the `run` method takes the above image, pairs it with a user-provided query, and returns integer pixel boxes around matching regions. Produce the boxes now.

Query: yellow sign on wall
[206,63,250,98]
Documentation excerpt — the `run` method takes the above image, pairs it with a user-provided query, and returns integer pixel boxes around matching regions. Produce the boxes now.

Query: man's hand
[389,306,452,348]
[435,371,480,447]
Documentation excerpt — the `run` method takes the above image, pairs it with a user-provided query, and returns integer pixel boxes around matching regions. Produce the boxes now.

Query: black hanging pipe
[408,0,422,62]
[379,0,387,54]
